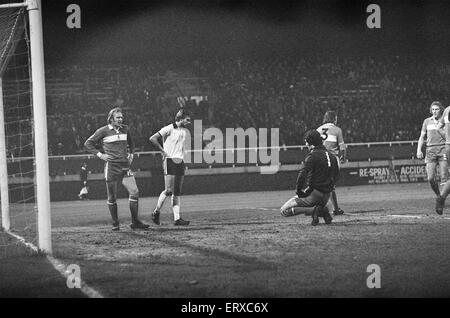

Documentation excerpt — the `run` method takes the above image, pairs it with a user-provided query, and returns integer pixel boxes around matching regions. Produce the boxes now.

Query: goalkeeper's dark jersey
[296,145,340,194]
[84,124,134,163]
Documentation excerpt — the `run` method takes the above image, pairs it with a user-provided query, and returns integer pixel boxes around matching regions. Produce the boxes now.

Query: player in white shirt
[149,109,191,225]
[316,110,346,215]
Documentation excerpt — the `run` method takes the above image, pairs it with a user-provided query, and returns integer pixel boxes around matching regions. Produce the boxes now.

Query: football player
[435,102,450,214]
[84,107,149,231]
[316,110,346,215]
[417,101,447,199]
[280,130,339,226]
[149,109,191,226]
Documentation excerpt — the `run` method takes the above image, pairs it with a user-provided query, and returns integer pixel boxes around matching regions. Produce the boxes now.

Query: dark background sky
[31,0,450,65]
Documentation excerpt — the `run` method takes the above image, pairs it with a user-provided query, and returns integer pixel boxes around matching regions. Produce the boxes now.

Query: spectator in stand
[37,55,450,155]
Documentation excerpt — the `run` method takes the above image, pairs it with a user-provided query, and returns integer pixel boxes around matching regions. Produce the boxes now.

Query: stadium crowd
[5,54,449,156]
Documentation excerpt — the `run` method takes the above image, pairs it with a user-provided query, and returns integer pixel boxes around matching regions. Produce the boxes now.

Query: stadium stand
[4,55,449,156]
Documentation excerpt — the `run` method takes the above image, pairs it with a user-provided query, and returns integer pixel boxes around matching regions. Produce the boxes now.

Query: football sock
[281,206,315,216]
[156,191,169,210]
[331,191,339,211]
[108,202,118,224]
[172,196,180,220]
[129,197,139,223]
[302,206,317,216]
[430,180,440,196]
[291,207,304,215]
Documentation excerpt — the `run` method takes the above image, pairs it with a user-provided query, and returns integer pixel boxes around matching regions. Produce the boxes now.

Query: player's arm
[149,131,168,158]
[127,129,135,164]
[438,109,447,129]
[84,128,111,161]
[416,121,427,159]
[337,129,346,162]
[339,145,347,163]
[296,154,314,197]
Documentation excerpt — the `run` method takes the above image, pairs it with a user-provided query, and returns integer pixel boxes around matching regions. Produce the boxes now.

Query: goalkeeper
[280,130,339,226]
[84,107,149,231]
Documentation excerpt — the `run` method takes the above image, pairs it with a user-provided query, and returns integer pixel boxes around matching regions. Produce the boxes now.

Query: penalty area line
[388,214,450,220]
[254,207,279,211]
[388,215,424,219]
[5,230,104,298]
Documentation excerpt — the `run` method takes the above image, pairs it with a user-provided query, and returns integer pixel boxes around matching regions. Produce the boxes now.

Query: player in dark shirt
[84,107,149,231]
[280,129,340,226]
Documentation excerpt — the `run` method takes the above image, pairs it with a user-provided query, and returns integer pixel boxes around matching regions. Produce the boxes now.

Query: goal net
[0,1,51,256]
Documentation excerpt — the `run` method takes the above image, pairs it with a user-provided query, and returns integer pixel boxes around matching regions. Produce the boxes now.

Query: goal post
[0,0,51,254]
[0,77,10,231]
[27,0,51,254]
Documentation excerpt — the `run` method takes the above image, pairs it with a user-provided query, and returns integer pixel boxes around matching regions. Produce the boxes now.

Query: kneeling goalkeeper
[280,129,340,226]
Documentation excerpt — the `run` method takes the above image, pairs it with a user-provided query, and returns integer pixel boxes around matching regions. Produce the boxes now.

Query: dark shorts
[104,161,132,182]
[164,158,185,176]
[294,189,330,208]
[426,145,447,164]
[330,153,341,169]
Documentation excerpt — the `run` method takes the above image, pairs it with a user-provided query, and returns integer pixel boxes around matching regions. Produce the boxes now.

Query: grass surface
[2,183,450,297]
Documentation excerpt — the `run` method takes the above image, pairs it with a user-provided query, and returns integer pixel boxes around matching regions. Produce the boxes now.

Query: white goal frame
[0,0,51,254]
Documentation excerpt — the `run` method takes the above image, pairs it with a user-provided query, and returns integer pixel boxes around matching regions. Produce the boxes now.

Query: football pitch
[2,182,450,298]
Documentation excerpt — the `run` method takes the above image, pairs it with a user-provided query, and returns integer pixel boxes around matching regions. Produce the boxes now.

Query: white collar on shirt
[108,124,121,132]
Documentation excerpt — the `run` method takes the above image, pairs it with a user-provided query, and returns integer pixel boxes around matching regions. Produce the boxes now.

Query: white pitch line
[45,255,103,298]
[388,215,424,219]
[6,230,39,252]
[388,214,450,220]
[5,230,104,298]
[255,207,278,211]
